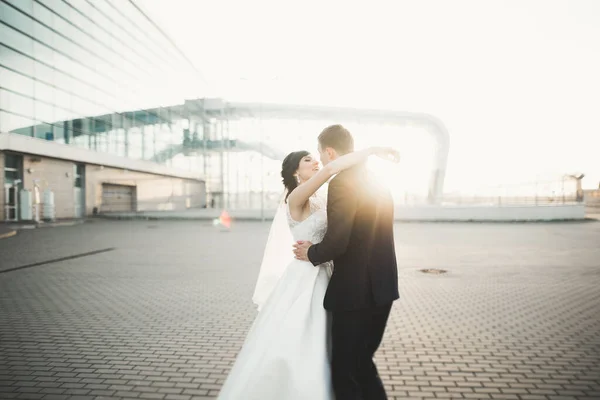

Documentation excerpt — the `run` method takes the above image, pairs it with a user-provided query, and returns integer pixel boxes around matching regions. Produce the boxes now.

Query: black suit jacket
[308,164,400,311]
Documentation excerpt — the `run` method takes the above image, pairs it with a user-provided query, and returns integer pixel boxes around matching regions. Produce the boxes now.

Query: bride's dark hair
[281,150,310,203]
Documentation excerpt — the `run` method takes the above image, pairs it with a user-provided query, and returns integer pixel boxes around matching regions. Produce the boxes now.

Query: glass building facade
[0,0,446,214]
[0,0,209,164]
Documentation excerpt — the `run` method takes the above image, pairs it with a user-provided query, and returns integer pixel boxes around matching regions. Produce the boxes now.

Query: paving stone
[0,220,599,399]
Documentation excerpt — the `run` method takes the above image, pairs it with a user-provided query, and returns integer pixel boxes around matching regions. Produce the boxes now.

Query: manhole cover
[420,269,447,274]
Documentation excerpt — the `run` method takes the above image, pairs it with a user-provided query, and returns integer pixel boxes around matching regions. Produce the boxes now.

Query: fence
[95,178,588,215]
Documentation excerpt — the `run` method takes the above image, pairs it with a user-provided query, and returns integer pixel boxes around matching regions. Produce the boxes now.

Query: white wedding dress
[218,196,334,400]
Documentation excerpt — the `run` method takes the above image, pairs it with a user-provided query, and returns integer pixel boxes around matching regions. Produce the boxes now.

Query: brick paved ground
[1,219,599,400]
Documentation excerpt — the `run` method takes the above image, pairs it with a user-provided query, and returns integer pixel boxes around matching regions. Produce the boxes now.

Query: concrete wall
[86,166,206,215]
[394,204,587,222]
[0,151,205,221]
[23,155,75,219]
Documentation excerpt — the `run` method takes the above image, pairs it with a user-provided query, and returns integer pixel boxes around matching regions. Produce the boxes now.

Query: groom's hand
[293,241,313,261]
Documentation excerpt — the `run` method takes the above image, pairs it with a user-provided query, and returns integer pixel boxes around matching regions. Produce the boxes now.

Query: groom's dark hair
[318,124,354,155]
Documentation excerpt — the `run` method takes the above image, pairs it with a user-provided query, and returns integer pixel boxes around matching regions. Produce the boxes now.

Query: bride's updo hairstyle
[281,150,310,203]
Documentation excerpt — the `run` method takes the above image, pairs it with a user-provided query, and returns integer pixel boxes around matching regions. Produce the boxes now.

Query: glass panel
[33,100,55,124]
[36,0,68,17]
[52,70,114,116]
[71,118,89,149]
[0,2,34,37]
[0,44,34,78]
[96,1,169,75]
[0,24,35,59]
[3,0,33,14]
[65,0,128,60]
[53,89,74,121]
[31,18,57,47]
[34,122,54,140]
[5,153,22,170]
[71,118,83,136]
[56,1,88,32]
[0,66,34,97]
[0,89,35,120]
[44,23,128,92]
[5,170,19,184]
[50,12,77,38]
[110,114,123,131]
[63,120,72,144]
[0,111,35,135]
[143,122,154,160]
[32,1,54,27]
[92,0,137,40]
[95,130,108,152]
[171,119,183,147]
[52,52,92,85]
[114,127,126,157]
[53,121,67,144]
[45,25,76,53]
[33,79,54,104]
[127,126,143,160]
[105,0,172,57]
[66,0,97,20]
[32,40,54,64]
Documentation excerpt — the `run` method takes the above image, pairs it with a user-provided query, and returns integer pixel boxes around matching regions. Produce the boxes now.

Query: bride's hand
[370,147,400,163]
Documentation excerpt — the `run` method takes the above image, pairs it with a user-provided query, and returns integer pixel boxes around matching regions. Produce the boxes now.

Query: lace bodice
[286,195,328,244]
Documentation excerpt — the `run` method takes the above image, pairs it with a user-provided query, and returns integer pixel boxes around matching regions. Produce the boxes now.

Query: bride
[217,146,399,400]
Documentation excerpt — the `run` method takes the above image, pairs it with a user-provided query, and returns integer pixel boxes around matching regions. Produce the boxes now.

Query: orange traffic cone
[219,210,231,229]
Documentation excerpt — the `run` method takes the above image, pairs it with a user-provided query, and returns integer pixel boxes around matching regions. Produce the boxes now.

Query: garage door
[101,184,135,212]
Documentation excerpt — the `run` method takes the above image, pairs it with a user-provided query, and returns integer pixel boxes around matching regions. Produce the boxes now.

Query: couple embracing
[219,124,400,400]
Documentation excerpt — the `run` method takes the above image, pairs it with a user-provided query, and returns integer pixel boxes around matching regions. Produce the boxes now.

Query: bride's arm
[287,147,398,210]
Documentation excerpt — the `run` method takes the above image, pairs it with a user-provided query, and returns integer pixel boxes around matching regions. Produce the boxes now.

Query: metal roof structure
[15,98,450,202]
[190,99,450,203]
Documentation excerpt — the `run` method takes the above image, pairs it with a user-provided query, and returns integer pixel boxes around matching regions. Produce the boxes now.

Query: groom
[293,124,399,400]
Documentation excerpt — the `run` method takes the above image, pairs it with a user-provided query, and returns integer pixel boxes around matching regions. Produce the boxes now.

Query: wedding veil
[252,193,295,310]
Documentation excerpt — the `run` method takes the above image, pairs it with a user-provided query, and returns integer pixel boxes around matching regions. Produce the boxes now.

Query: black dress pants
[330,303,392,400]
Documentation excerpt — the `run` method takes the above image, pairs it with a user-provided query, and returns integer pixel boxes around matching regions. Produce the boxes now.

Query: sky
[136,0,600,191]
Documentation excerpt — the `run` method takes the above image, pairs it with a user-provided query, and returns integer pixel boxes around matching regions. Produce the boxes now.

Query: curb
[95,215,595,223]
[96,215,262,222]
[0,230,17,240]
[6,220,87,230]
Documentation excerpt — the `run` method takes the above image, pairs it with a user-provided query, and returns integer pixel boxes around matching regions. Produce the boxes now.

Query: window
[0,24,35,60]
[0,111,34,135]
[36,0,68,17]
[0,89,35,120]
[34,122,54,140]
[0,66,34,97]
[5,152,22,169]
[33,79,54,103]
[33,100,55,124]
[30,56,54,83]
[72,118,83,137]
[3,0,33,14]
[32,1,53,27]
[74,164,84,188]
[52,121,66,144]
[0,2,34,37]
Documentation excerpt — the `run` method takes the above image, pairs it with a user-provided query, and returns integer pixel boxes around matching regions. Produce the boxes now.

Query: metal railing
[396,194,581,207]
[92,178,588,215]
